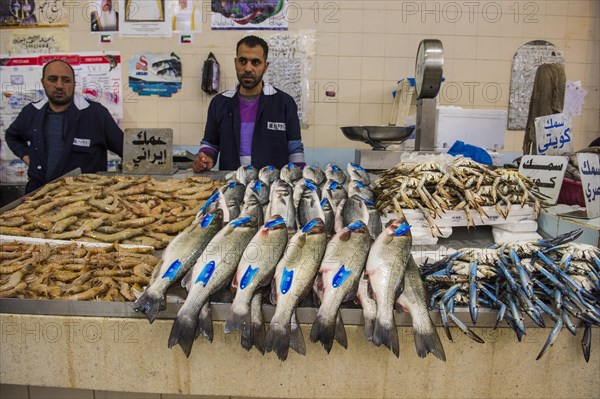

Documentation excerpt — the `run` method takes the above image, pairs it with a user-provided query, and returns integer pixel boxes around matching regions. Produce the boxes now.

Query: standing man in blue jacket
[5,59,124,193]
[193,35,305,172]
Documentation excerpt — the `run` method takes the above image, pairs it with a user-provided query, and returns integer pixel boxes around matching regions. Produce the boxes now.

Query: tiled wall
[0,1,598,154]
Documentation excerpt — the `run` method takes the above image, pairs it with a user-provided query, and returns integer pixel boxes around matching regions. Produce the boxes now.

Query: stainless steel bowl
[340,126,415,150]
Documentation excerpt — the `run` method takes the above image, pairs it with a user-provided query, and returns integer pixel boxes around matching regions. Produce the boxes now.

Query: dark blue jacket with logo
[200,83,305,171]
[5,95,123,193]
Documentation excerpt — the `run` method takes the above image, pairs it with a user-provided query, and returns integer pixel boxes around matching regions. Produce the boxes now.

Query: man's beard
[47,91,73,106]
[238,71,265,90]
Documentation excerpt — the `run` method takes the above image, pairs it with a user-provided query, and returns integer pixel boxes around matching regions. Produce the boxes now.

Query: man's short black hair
[42,59,76,81]
[236,35,269,60]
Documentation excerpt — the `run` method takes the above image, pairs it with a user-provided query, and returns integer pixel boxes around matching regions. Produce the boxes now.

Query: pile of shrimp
[0,242,159,301]
[0,174,222,249]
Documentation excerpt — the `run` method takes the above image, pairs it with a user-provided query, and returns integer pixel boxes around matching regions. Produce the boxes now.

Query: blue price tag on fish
[252,180,263,192]
[199,191,219,213]
[200,213,215,228]
[347,220,366,230]
[162,259,182,281]
[265,217,286,228]
[240,265,259,289]
[332,265,351,288]
[195,260,216,286]
[351,163,365,171]
[328,181,339,190]
[394,222,411,236]
[231,216,253,227]
[280,267,294,294]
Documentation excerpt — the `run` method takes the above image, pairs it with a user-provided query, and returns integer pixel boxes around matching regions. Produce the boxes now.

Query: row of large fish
[134,163,442,360]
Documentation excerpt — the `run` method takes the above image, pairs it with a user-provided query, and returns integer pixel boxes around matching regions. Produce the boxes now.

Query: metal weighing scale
[340,39,444,170]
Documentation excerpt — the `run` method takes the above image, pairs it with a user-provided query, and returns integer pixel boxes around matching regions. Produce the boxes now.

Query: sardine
[236,165,258,186]
[168,215,258,357]
[396,254,446,361]
[259,165,280,186]
[265,180,296,231]
[348,163,370,184]
[265,218,328,360]
[297,180,325,229]
[324,162,347,184]
[225,216,289,352]
[133,209,223,323]
[280,162,302,185]
[310,221,371,353]
[364,217,412,357]
[303,165,326,186]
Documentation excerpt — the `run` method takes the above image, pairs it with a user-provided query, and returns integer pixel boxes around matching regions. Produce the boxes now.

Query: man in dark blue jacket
[5,59,123,193]
[193,35,305,172]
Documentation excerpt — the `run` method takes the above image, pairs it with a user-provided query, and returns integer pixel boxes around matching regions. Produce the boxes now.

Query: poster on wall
[170,0,201,32]
[211,0,288,30]
[5,29,69,54]
[0,52,123,156]
[128,52,182,97]
[264,32,315,127]
[119,0,171,36]
[90,0,119,32]
[0,0,69,28]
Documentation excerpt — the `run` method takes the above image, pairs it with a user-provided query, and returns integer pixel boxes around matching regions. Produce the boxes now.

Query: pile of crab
[374,157,548,235]
[420,229,600,361]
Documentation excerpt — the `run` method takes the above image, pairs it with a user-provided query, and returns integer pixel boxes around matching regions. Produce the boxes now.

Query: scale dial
[415,39,444,99]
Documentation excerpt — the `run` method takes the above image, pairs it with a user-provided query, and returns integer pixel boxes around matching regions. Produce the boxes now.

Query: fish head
[226,214,258,233]
[301,218,325,235]
[264,215,287,231]
[320,197,332,212]
[199,208,224,229]
[339,220,369,241]
[386,218,412,238]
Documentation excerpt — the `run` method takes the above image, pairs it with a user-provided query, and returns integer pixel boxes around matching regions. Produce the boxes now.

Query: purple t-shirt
[239,94,260,165]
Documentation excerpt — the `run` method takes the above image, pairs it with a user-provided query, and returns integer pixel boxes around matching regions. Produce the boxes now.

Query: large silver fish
[364,217,412,357]
[347,180,375,202]
[225,216,289,352]
[303,164,326,186]
[265,218,328,360]
[334,196,368,233]
[241,192,264,226]
[356,270,377,341]
[293,178,322,211]
[322,179,348,210]
[244,179,270,207]
[236,164,258,185]
[324,162,347,184]
[265,179,296,231]
[259,165,280,186]
[280,162,302,185]
[168,215,258,357]
[396,254,446,361]
[310,221,371,353]
[320,197,334,236]
[221,181,245,220]
[348,163,370,184]
[297,180,325,229]
[133,209,224,322]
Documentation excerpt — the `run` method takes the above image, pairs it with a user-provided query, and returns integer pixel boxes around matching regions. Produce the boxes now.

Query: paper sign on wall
[535,113,573,155]
[518,155,567,205]
[577,153,600,219]
[123,128,173,175]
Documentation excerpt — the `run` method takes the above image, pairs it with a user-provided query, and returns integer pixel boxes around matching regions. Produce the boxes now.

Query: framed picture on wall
[125,0,165,22]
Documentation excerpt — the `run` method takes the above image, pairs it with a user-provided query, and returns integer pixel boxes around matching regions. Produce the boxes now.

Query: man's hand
[193,152,214,173]
[22,155,30,166]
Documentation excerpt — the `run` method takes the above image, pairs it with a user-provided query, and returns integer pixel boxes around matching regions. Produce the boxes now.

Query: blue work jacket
[201,83,303,171]
[5,95,123,193]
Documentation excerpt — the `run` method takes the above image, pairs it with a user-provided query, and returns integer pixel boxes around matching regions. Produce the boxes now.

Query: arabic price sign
[123,128,173,175]
[518,155,568,205]
[577,153,600,219]
[534,113,573,155]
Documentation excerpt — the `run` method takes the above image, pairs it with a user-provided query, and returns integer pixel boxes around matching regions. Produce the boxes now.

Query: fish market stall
[1,164,599,399]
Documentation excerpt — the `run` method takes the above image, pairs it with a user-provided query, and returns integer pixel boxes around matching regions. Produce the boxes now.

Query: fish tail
[289,311,306,356]
[168,313,198,358]
[265,321,291,361]
[224,300,250,334]
[241,317,266,354]
[310,314,336,353]
[334,310,348,349]
[363,318,375,342]
[373,317,399,357]
[414,330,446,362]
[132,290,164,323]
[195,302,213,342]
